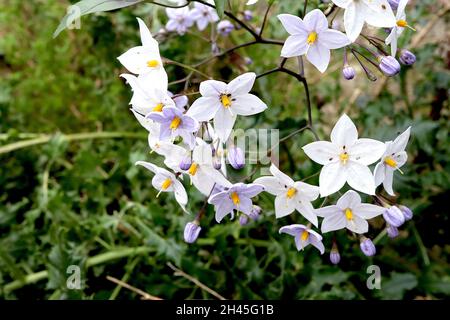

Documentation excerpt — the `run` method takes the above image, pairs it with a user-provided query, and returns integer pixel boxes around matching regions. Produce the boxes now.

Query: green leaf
[380,272,418,300]
[214,0,226,18]
[53,0,143,38]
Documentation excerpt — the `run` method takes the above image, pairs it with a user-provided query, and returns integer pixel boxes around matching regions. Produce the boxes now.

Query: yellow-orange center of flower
[231,192,240,205]
[220,94,232,108]
[286,187,297,199]
[384,157,397,168]
[161,178,172,190]
[152,103,164,112]
[397,19,408,27]
[307,32,318,45]
[345,208,353,221]
[169,117,181,130]
[301,230,309,241]
[147,59,159,68]
[188,163,198,176]
[339,152,349,164]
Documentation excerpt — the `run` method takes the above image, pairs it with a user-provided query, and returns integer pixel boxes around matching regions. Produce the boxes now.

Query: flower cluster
[117,0,415,265]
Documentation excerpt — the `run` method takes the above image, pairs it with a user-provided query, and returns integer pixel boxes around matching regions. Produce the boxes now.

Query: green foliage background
[0,0,449,300]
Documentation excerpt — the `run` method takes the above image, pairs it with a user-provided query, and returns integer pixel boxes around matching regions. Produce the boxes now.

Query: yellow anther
[147,59,159,68]
[231,192,240,205]
[169,116,181,130]
[220,94,232,108]
[339,152,349,164]
[384,157,397,168]
[161,178,172,191]
[301,230,309,241]
[396,19,408,27]
[286,187,297,199]
[345,208,353,221]
[152,103,164,112]
[188,163,198,176]
[307,32,318,45]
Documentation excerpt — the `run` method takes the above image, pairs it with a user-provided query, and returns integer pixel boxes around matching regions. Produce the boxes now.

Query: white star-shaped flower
[135,161,188,212]
[117,18,168,90]
[374,127,411,196]
[278,9,351,73]
[316,190,385,234]
[279,224,325,254]
[254,164,320,226]
[331,0,396,42]
[187,72,267,142]
[386,0,412,57]
[302,114,386,196]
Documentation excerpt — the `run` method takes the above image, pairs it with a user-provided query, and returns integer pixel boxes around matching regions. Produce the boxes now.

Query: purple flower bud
[227,145,245,170]
[247,205,261,220]
[387,225,399,238]
[330,249,341,265]
[342,65,355,80]
[213,156,222,170]
[379,55,401,77]
[179,155,192,171]
[184,221,201,244]
[360,237,376,257]
[399,205,413,221]
[217,20,234,36]
[387,0,400,10]
[243,10,253,21]
[399,50,416,66]
[211,42,220,55]
[244,57,253,65]
[239,215,249,226]
[383,206,405,227]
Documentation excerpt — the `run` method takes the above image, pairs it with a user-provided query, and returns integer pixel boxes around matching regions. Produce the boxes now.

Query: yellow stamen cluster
[188,163,198,176]
[220,94,232,108]
[307,32,318,45]
[339,152,349,165]
[161,178,172,190]
[396,19,408,27]
[345,208,353,221]
[301,230,309,241]
[231,192,240,205]
[147,59,159,68]
[384,157,397,168]
[170,117,181,130]
[152,103,163,112]
[286,187,297,199]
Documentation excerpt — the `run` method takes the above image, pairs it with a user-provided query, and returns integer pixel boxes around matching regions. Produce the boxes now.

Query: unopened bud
[184,221,201,244]
[379,55,401,77]
[360,237,376,257]
[399,50,416,66]
[179,155,192,171]
[383,206,405,227]
[227,145,245,170]
[342,65,355,80]
[387,225,399,239]
[399,205,413,221]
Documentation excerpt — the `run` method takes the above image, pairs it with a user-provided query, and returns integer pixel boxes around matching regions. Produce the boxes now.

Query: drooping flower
[330,0,396,42]
[360,236,376,256]
[189,1,219,31]
[208,183,264,223]
[135,161,188,211]
[303,114,386,196]
[117,18,168,89]
[378,55,401,76]
[166,7,194,35]
[316,190,385,234]
[217,20,234,36]
[184,221,201,243]
[374,127,411,196]
[399,49,416,65]
[227,145,245,169]
[278,10,350,73]
[147,106,199,149]
[254,163,320,226]
[342,64,356,80]
[187,72,267,142]
[383,206,405,227]
[279,224,325,254]
[386,0,412,57]
[330,243,341,264]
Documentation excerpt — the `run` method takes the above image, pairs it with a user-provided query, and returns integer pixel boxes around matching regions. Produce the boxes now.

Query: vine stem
[0,131,147,155]
[3,246,153,293]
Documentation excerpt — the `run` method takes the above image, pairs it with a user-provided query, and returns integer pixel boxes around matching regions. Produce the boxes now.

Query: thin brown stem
[106,275,163,300]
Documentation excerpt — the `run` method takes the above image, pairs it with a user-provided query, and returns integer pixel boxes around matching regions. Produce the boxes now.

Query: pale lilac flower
[147,106,199,149]
[399,49,416,65]
[330,0,396,42]
[208,183,264,223]
[386,0,412,56]
[217,20,234,36]
[187,73,267,142]
[254,163,320,226]
[168,91,189,110]
[117,18,168,90]
[383,206,405,227]
[374,127,410,195]
[303,114,386,196]
[184,221,201,243]
[135,161,188,211]
[243,10,253,21]
[189,2,219,31]
[166,7,194,35]
[316,190,385,234]
[279,224,325,254]
[278,10,350,73]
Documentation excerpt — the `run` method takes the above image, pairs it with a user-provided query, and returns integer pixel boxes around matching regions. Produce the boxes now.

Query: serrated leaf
[53,0,143,38]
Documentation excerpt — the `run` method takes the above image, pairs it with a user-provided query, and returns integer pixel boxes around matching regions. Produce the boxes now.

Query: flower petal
[231,94,267,116]
[253,176,285,195]
[318,29,351,49]
[281,35,309,57]
[214,107,237,142]
[354,203,385,219]
[373,162,386,187]
[302,141,340,165]
[294,181,320,201]
[227,72,256,96]
[306,43,330,73]
[346,215,368,234]
[304,9,329,32]
[319,162,347,197]
[330,114,358,147]
[215,200,235,223]
[315,205,340,217]
[349,138,386,165]
[277,14,308,35]
[309,236,325,254]
[343,2,366,42]
[279,224,305,237]
[274,194,296,218]
[336,189,361,210]
[269,163,294,186]
[383,170,395,196]
[364,0,396,28]
[296,201,319,227]
[199,80,227,96]
[239,184,265,198]
[346,161,376,195]
[321,212,347,233]
[137,17,159,49]
[173,179,188,207]
[392,127,411,153]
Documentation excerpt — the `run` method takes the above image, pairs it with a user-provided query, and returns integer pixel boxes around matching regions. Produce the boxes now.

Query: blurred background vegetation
[0,0,449,300]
